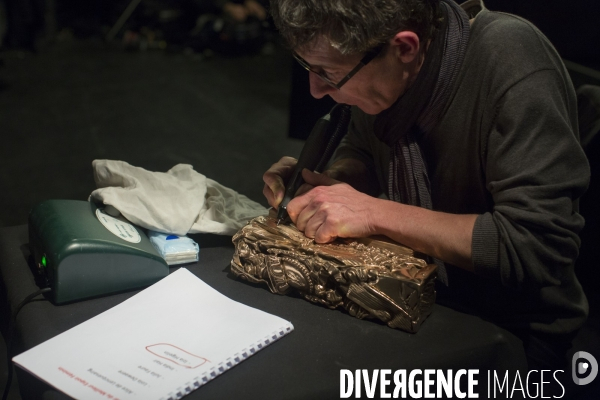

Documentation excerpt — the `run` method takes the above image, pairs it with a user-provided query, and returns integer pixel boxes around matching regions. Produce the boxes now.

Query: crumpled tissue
[89,160,268,236]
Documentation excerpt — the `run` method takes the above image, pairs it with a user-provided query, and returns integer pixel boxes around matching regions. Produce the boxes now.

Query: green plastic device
[28,200,169,304]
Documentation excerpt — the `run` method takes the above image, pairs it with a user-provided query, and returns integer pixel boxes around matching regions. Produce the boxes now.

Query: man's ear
[389,31,421,63]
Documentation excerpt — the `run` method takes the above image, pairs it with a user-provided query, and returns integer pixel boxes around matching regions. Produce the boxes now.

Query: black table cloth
[0,225,527,399]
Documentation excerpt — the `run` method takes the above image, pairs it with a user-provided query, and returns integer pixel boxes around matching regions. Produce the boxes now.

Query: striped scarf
[373,0,471,285]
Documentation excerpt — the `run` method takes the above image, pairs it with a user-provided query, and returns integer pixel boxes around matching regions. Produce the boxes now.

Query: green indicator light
[41,255,47,268]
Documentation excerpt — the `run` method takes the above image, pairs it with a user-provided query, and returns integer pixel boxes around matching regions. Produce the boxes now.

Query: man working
[262,0,590,370]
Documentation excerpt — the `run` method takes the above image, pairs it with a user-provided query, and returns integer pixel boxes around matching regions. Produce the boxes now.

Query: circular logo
[96,209,141,243]
[572,351,598,385]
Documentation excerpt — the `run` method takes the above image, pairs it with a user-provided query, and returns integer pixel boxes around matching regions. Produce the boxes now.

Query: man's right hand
[263,156,321,209]
[263,157,377,209]
[262,156,298,209]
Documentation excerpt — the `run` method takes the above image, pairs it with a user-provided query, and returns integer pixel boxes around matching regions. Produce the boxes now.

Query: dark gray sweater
[333,8,590,338]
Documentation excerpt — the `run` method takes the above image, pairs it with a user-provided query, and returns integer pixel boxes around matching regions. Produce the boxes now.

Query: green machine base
[29,200,169,304]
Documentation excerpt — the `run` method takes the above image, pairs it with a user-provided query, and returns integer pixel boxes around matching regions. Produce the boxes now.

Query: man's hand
[262,156,297,209]
[262,158,477,269]
[287,169,380,243]
[262,157,321,209]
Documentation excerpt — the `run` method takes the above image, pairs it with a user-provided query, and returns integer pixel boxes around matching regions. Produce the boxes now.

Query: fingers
[304,209,338,243]
[314,223,338,243]
[294,203,338,243]
[295,182,315,197]
[287,183,373,244]
[262,184,278,209]
[294,169,338,197]
[288,186,331,232]
[263,162,337,208]
[262,157,297,207]
[293,195,321,232]
[301,168,340,187]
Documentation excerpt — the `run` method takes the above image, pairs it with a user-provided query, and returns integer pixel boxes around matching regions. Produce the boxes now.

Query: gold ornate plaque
[231,215,437,333]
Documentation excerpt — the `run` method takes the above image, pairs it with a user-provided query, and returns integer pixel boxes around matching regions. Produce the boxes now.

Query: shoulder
[467,10,566,81]
[474,9,540,34]
[459,9,574,113]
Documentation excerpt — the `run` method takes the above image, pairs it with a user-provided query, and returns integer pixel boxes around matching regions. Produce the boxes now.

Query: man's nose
[309,73,336,99]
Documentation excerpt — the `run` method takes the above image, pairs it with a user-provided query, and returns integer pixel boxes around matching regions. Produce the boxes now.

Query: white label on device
[96,209,141,243]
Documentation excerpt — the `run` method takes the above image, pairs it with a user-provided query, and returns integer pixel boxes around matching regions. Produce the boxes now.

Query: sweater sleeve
[472,68,590,290]
[332,109,378,169]
[330,108,389,195]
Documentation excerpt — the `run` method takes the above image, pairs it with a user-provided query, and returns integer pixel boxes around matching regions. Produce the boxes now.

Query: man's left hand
[287,169,381,243]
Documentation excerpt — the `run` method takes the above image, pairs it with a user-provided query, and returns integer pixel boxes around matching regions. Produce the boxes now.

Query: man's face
[296,37,413,115]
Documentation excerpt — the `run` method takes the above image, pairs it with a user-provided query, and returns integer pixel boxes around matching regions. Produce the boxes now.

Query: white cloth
[89,160,268,236]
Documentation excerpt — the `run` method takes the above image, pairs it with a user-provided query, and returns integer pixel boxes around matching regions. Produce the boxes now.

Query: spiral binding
[163,323,293,400]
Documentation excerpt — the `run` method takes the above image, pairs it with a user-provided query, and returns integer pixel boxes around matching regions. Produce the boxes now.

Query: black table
[0,225,528,399]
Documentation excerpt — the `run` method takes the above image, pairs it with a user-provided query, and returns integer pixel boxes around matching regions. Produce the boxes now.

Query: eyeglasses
[293,45,384,90]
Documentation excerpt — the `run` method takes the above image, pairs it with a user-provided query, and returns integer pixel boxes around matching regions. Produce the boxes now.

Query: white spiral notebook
[13,268,294,400]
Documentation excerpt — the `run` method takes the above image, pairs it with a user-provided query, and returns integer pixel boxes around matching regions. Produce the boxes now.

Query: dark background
[1,1,599,399]
[1,0,599,228]
[485,0,600,68]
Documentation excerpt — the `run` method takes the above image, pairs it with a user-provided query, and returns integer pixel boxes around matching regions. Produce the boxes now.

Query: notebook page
[13,268,293,400]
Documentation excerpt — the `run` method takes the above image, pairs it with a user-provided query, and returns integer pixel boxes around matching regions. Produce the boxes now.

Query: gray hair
[269,0,443,55]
